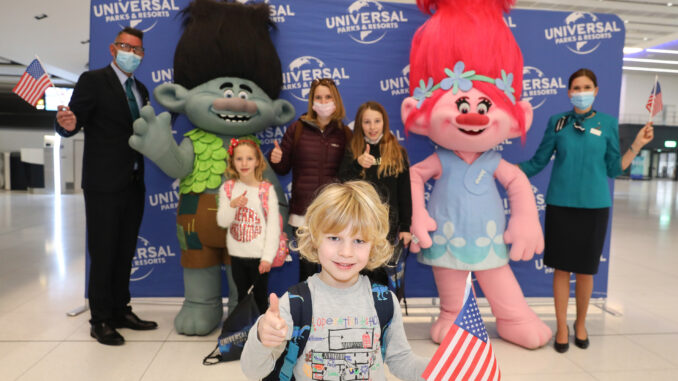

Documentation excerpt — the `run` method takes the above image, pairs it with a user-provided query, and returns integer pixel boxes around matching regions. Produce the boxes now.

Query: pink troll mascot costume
[401,0,551,349]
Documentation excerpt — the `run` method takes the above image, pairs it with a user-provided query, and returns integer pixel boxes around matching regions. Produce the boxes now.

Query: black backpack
[263,280,394,381]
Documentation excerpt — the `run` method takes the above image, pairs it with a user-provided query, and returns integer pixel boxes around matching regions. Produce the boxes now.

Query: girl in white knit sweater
[217,138,281,314]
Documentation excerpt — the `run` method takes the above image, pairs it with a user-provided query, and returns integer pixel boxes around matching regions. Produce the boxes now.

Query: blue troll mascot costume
[129,0,295,335]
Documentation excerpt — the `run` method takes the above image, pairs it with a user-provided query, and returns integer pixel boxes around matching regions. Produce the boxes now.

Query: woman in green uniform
[519,68,654,353]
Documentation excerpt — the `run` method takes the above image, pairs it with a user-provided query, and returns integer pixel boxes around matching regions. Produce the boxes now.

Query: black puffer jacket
[338,143,412,242]
[270,117,352,216]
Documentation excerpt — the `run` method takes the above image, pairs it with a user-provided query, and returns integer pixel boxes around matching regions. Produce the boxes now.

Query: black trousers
[230,256,269,314]
[83,178,144,325]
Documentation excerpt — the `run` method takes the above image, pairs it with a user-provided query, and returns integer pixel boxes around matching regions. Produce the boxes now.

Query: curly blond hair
[293,181,392,271]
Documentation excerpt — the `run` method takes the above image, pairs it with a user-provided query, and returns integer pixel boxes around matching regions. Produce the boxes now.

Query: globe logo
[288,56,325,101]
[544,11,621,55]
[325,0,408,45]
[131,236,177,281]
[521,66,566,110]
[282,56,349,101]
[348,0,385,44]
[93,1,181,31]
[565,12,600,55]
[379,64,410,96]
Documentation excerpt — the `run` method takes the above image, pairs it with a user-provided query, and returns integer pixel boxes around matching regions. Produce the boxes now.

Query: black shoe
[113,312,158,330]
[573,322,589,349]
[90,322,124,346]
[554,326,569,353]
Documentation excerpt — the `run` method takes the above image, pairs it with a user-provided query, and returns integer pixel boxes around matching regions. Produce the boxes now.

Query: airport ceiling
[2,0,678,90]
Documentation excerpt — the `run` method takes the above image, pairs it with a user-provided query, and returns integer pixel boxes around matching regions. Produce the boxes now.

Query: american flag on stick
[12,58,53,107]
[422,275,501,381]
[646,75,663,120]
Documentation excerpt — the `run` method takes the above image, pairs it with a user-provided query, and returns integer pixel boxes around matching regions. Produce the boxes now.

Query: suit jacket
[56,65,149,192]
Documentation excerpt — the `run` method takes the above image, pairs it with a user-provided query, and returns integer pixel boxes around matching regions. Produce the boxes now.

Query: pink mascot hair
[407,0,527,140]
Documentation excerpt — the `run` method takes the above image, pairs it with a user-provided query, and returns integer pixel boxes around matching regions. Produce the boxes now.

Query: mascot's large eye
[477,100,492,115]
[456,98,470,114]
[238,91,249,100]
[223,89,235,98]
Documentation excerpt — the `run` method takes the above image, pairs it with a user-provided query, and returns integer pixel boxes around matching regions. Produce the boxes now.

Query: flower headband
[412,61,516,108]
[227,136,260,156]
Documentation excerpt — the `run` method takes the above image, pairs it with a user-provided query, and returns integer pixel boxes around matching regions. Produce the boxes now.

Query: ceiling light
[623,47,644,54]
[624,57,678,64]
[647,48,678,54]
[623,66,678,73]
[668,3,673,6]
[624,20,629,23]
[643,37,649,41]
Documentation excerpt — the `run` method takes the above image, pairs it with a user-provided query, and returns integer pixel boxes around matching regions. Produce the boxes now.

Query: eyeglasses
[114,42,145,55]
[311,78,335,87]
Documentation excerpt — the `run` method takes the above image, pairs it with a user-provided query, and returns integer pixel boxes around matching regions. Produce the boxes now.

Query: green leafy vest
[179,129,228,194]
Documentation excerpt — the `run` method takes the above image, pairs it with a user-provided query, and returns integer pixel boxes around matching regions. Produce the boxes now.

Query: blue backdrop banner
[87,0,624,299]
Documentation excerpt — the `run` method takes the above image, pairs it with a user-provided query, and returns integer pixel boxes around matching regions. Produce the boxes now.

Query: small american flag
[422,278,500,381]
[12,58,53,107]
[646,80,663,118]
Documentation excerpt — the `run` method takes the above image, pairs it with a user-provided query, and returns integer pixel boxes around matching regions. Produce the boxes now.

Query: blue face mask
[115,50,142,73]
[570,91,595,110]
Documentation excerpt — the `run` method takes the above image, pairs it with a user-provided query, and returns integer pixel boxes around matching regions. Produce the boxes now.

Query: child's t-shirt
[241,274,428,380]
[216,180,280,263]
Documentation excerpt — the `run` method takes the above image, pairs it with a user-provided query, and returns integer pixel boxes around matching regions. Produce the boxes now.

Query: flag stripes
[422,277,501,381]
[423,325,500,381]
[646,78,663,119]
[12,59,53,107]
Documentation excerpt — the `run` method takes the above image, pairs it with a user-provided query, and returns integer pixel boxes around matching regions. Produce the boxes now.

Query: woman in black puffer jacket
[269,78,352,282]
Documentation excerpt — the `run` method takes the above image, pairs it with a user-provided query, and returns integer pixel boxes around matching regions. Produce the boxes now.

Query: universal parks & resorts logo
[521,66,566,110]
[544,11,622,55]
[325,0,408,44]
[379,65,410,97]
[236,0,295,23]
[131,236,177,281]
[92,0,181,30]
[282,56,350,101]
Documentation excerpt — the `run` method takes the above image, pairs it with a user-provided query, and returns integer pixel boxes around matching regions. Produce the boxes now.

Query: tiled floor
[1,179,677,380]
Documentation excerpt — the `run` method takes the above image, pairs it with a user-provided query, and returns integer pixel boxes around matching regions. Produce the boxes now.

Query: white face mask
[312,101,336,119]
[364,134,383,145]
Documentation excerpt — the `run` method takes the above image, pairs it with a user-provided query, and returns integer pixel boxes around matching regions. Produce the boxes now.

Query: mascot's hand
[409,211,436,253]
[504,215,544,261]
[129,105,174,162]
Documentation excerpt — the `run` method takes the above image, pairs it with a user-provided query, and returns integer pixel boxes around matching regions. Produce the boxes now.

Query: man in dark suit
[55,27,157,346]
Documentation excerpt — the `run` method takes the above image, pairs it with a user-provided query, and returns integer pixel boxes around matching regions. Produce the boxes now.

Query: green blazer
[519,110,621,208]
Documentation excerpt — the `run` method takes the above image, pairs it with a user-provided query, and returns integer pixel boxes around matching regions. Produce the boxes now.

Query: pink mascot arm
[495,159,544,261]
[409,153,442,253]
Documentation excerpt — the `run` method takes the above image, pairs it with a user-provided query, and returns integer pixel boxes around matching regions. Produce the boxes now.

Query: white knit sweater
[216,180,280,263]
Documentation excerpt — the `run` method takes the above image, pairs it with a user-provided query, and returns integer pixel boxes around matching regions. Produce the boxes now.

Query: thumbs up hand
[357,144,375,169]
[270,140,283,164]
[230,190,248,208]
[257,293,289,348]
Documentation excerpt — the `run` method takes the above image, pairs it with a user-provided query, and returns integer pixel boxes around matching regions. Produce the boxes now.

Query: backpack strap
[258,181,272,221]
[223,179,236,199]
[370,281,394,360]
[263,282,312,381]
